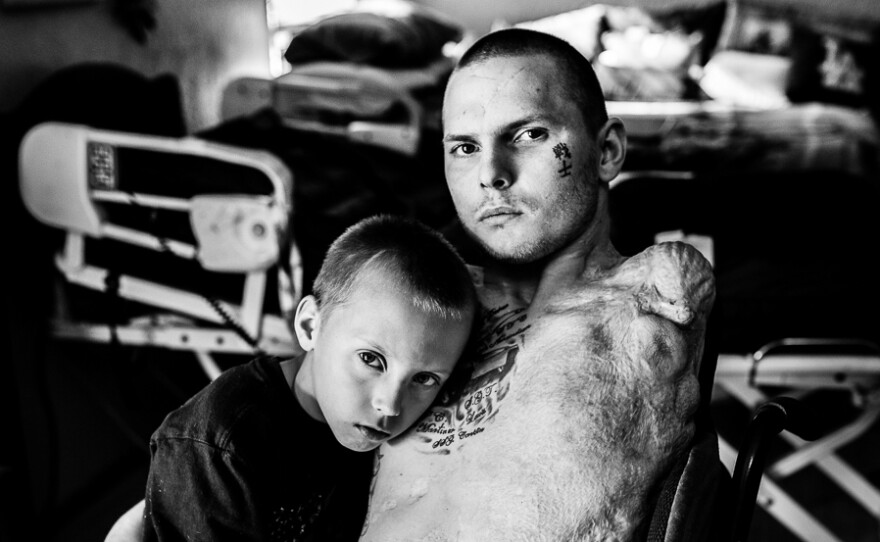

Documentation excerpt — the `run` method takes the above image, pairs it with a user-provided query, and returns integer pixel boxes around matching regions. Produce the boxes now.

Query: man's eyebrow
[502,115,546,132]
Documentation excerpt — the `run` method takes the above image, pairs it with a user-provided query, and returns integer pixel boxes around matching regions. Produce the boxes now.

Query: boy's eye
[413,373,441,388]
[358,351,385,370]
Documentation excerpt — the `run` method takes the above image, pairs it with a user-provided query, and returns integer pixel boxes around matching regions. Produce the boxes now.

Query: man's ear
[293,295,320,351]
[596,117,627,184]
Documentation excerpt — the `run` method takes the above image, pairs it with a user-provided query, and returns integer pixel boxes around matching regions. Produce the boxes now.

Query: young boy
[142,214,476,542]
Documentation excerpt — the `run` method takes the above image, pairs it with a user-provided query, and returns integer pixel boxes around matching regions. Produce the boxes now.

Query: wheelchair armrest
[729,397,821,542]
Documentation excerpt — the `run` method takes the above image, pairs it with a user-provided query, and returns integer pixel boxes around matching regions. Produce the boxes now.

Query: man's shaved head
[454,28,608,137]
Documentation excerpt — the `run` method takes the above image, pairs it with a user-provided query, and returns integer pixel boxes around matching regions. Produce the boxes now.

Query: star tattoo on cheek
[552,142,572,178]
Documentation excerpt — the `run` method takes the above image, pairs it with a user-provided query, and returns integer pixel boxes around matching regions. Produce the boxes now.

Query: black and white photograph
[2,0,878,540]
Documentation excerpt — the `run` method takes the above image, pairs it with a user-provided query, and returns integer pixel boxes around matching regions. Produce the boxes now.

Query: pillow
[284,1,463,68]
[599,24,701,73]
[699,50,790,109]
[514,2,725,68]
[785,22,879,111]
[595,64,689,102]
[643,0,727,66]
[514,4,607,61]
[513,3,726,101]
[717,0,795,56]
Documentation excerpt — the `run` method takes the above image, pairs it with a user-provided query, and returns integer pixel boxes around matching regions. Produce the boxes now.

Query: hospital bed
[19,122,303,379]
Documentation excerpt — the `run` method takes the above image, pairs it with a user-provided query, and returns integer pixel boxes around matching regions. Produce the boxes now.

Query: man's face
[295,267,473,452]
[442,54,601,263]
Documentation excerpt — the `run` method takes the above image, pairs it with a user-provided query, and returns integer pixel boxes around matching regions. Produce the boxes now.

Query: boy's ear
[293,295,320,351]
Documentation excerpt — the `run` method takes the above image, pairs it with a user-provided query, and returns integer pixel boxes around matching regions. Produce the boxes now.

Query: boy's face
[294,267,473,452]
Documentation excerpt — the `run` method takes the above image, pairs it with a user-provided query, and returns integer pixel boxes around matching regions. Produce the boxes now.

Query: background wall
[0,0,270,132]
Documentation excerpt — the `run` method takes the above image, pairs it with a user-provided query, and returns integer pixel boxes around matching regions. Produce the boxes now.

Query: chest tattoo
[413,304,529,452]
[477,305,530,360]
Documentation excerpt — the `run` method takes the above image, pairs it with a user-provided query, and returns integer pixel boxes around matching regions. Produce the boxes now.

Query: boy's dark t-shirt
[143,356,372,542]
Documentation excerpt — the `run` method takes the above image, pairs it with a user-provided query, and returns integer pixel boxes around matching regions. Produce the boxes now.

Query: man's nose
[372,381,403,417]
[478,147,513,191]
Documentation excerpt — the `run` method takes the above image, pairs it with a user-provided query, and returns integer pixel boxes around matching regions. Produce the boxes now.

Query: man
[106,27,719,542]
[357,28,717,542]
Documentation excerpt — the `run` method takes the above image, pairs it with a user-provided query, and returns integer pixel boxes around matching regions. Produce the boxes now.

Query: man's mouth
[477,205,521,222]
[355,424,391,441]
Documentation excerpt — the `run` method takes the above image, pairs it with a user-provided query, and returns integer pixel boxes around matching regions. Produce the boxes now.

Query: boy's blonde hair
[312,215,475,321]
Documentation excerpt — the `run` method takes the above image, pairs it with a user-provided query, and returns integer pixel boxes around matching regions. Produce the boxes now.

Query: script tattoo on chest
[415,304,530,451]
[477,304,530,360]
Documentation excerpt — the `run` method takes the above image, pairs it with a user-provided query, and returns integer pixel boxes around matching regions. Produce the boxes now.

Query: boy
[143,214,476,542]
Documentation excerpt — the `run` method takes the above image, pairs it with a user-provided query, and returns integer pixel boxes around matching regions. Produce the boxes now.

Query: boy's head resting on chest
[291,214,477,451]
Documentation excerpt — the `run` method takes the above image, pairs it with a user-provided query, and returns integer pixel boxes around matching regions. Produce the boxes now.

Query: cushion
[717,0,795,56]
[599,24,702,73]
[785,22,879,112]
[595,64,691,102]
[283,1,462,68]
[514,3,725,101]
[643,0,727,66]
[699,50,790,109]
[514,4,608,61]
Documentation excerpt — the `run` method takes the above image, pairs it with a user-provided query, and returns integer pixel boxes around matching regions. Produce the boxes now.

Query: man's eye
[358,351,384,370]
[515,128,547,142]
[450,143,478,156]
[413,373,441,388]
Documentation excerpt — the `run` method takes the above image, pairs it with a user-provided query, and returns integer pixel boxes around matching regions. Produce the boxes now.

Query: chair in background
[610,169,880,542]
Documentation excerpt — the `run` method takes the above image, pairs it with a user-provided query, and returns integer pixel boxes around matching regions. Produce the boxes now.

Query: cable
[140,197,266,357]
[203,295,266,356]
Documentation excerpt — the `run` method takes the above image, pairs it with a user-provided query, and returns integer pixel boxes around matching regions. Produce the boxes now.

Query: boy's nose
[372,382,403,417]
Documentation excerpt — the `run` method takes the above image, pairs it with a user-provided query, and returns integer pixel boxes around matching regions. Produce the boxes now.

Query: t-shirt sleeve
[143,436,266,542]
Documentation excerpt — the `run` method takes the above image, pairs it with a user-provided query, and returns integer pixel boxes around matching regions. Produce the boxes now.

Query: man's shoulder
[643,241,712,271]
[545,242,715,326]
[624,242,716,326]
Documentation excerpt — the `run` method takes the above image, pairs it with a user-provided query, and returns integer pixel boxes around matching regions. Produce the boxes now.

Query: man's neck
[475,259,542,309]
[476,209,619,307]
[538,212,620,289]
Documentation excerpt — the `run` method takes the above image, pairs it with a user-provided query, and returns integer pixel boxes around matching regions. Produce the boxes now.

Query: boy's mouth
[356,424,390,441]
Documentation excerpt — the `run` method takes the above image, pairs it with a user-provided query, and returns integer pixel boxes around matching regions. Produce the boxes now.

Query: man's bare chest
[419,285,679,448]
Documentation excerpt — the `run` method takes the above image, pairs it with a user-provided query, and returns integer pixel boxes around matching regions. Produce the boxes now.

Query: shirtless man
[358,28,716,542]
[105,27,718,542]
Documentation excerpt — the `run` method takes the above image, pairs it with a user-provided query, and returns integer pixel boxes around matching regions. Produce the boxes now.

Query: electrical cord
[144,202,266,357]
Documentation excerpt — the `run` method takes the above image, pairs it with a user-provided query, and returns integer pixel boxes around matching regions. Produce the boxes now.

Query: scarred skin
[360,242,714,542]
[359,43,716,542]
